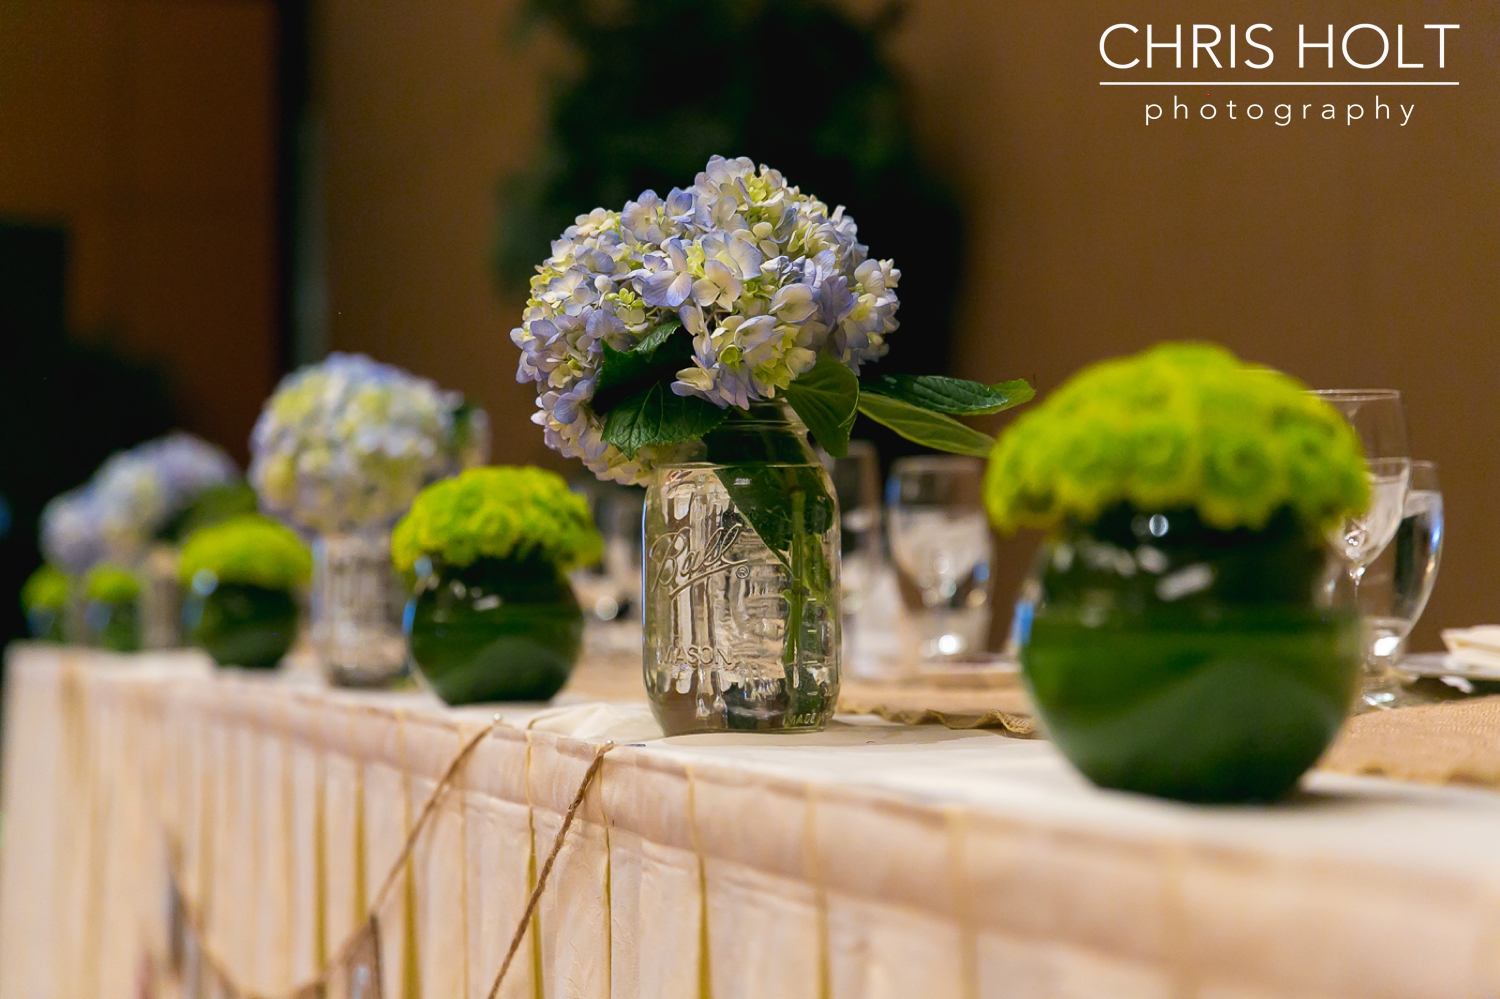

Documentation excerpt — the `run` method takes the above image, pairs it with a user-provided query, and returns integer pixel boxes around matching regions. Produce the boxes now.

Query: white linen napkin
[1440,626,1500,674]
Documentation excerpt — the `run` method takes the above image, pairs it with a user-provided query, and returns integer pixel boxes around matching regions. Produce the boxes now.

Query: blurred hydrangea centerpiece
[38,431,241,646]
[512,155,1032,733]
[250,353,489,685]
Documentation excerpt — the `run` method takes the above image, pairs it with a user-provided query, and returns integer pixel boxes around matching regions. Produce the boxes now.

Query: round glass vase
[84,597,141,653]
[25,606,67,643]
[183,579,300,670]
[405,556,585,705]
[1016,504,1361,803]
[311,529,407,687]
[643,403,841,734]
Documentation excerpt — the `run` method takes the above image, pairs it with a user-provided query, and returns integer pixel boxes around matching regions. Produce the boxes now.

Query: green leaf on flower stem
[632,318,683,355]
[783,354,859,458]
[860,374,1035,415]
[715,462,836,560]
[601,382,727,458]
[592,322,695,414]
[855,392,997,457]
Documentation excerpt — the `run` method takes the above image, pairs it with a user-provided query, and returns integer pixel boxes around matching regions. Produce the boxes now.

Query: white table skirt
[2,644,1499,999]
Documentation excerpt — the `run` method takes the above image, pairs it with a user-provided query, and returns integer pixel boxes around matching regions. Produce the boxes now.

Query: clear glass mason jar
[312,530,407,687]
[643,403,841,734]
[139,544,184,649]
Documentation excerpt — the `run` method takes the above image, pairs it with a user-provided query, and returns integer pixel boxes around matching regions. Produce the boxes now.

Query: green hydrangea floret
[392,466,603,575]
[21,564,71,612]
[179,514,314,591]
[986,342,1370,534]
[84,563,141,605]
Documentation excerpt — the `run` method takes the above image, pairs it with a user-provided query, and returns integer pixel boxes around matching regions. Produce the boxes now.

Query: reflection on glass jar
[643,405,840,734]
[312,530,407,687]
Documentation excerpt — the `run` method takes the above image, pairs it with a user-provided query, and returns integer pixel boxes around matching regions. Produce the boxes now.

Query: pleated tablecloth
[3,643,1500,999]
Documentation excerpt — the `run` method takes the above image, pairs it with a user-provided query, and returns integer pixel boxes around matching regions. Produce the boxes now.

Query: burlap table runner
[835,678,1036,735]
[839,682,1500,787]
[1318,695,1500,787]
[561,648,1500,784]
[561,649,1037,734]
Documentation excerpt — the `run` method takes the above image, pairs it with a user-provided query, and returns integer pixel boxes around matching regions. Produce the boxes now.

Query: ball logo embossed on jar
[649,523,751,597]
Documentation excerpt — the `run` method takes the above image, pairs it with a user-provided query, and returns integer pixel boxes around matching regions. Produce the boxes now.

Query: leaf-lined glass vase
[643,403,840,734]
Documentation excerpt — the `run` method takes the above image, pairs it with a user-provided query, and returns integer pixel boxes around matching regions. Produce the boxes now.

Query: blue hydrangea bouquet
[511,155,1033,482]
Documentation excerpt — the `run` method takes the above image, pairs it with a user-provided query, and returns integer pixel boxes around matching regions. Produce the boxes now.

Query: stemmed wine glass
[1346,460,1444,710]
[1311,389,1411,707]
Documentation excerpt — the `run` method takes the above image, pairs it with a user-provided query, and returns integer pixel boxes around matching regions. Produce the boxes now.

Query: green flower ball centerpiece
[21,564,71,642]
[512,155,1032,734]
[249,353,489,686]
[81,563,142,653]
[987,343,1369,803]
[393,467,602,705]
[179,515,313,670]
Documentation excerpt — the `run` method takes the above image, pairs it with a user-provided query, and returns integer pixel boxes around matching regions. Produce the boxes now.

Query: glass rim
[1410,459,1437,471]
[1308,388,1403,402]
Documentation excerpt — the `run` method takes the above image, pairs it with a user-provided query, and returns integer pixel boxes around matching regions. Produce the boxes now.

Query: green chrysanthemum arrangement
[986,343,1369,534]
[21,564,71,613]
[392,466,603,576]
[83,563,141,605]
[179,515,314,592]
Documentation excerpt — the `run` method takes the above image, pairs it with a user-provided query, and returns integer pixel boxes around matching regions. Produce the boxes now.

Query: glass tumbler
[887,455,993,661]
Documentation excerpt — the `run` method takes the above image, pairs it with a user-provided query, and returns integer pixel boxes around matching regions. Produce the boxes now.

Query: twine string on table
[484,741,613,999]
[170,715,498,998]
[165,716,615,999]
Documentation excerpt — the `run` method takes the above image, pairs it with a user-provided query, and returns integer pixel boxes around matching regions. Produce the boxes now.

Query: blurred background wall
[2,0,1495,649]
[0,0,278,460]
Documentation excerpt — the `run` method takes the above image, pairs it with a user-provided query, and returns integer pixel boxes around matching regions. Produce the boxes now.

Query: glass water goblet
[1351,460,1444,710]
[887,455,993,662]
[569,477,645,624]
[1310,389,1411,704]
[1312,389,1411,583]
